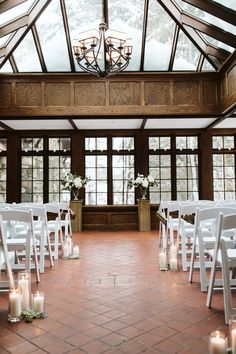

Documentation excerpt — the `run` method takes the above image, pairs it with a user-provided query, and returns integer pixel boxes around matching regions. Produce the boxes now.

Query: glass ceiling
[0,0,235,74]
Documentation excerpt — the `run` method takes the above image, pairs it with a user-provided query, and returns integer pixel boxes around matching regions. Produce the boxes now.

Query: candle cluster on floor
[159,243,178,271]
[62,236,80,259]
[8,271,45,323]
[208,316,236,353]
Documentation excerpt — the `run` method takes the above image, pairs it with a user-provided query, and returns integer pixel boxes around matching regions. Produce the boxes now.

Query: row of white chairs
[158,199,236,324]
[0,202,73,289]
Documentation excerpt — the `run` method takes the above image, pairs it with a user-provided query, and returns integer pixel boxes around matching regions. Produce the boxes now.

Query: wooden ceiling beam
[60,0,75,72]
[182,13,236,48]
[31,25,47,72]
[182,0,236,26]
[0,0,27,13]
[140,0,149,71]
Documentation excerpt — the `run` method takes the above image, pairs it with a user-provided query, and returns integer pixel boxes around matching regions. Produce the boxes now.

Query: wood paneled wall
[0,73,219,117]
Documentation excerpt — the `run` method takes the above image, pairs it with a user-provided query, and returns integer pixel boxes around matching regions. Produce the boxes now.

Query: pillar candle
[231,328,236,354]
[170,258,178,270]
[9,289,21,318]
[33,292,44,313]
[159,251,167,269]
[73,245,80,257]
[63,243,70,258]
[209,331,227,354]
[18,274,30,311]
[170,244,178,259]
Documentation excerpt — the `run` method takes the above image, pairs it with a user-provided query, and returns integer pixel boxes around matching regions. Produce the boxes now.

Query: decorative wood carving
[15,82,41,106]
[173,81,200,105]
[109,82,141,105]
[202,81,217,105]
[144,81,170,105]
[228,64,236,97]
[75,82,106,106]
[45,82,71,106]
[0,83,12,106]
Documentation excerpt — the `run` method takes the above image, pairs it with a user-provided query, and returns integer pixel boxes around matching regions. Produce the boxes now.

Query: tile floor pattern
[0,230,231,354]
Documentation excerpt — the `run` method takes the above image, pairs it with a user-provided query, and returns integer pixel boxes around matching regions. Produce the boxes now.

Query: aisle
[0,231,228,354]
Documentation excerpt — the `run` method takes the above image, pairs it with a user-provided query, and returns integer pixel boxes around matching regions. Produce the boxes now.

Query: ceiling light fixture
[73,20,132,78]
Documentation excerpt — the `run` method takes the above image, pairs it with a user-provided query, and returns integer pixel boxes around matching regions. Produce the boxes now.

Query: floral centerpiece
[61,172,90,200]
[128,173,158,199]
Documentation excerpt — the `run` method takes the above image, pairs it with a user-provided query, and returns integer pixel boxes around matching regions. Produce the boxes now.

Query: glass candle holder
[170,257,178,271]
[170,244,178,259]
[209,330,227,354]
[8,288,22,322]
[230,316,236,354]
[32,291,45,313]
[18,271,31,311]
[159,250,167,269]
[62,239,70,258]
[73,245,80,257]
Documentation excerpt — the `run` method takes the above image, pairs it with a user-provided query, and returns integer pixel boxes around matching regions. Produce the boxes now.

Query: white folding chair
[44,203,62,260]
[0,209,40,283]
[206,213,236,324]
[0,215,15,290]
[189,207,236,292]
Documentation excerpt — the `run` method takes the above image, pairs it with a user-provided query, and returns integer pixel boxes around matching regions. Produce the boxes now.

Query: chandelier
[73,20,133,78]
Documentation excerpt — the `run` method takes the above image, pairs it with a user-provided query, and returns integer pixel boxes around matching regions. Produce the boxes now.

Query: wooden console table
[70,200,83,232]
[138,199,151,231]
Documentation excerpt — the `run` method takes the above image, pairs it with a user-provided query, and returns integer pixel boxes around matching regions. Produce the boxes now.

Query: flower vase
[72,190,79,201]
[140,188,147,199]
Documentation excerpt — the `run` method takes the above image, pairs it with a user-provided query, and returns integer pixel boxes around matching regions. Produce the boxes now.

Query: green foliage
[21,310,47,323]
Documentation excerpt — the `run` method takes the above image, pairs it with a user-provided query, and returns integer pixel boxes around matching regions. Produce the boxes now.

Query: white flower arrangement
[128,173,158,199]
[61,173,90,200]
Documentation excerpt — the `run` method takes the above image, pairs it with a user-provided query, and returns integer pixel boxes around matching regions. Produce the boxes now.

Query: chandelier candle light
[73,20,133,78]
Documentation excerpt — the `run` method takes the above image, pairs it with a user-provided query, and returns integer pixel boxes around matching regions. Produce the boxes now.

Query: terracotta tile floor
[0,230,232,353]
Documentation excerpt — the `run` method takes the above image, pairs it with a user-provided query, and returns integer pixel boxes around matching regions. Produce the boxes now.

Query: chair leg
[221,241,233,324]
[181,233,188,272]
[46,231,53,267]
[189,229,197,283]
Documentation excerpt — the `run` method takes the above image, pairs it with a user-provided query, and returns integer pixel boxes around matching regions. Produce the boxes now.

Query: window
[176,136,199,201]
[21,138,44,202]
[85,136,135,205]
[21,137,71,202]
[48,138,71,202]
[85,137,108,205]
[148,137,171,203]
[212,136,235,200]
[0,139,7,202]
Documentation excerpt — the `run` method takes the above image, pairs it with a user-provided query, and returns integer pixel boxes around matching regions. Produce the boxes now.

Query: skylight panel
[175,0,236,36]
[14,30,41,72]
[65,0,102,72]
[201,58,216,71]
[0,0,35,26]
[200,33,234,53]
[0,33,12,47]
[0,60,13,73]
[173,29,201,71]
[108,0,144,71]
[144,0,176,70]
[36,0,70,71]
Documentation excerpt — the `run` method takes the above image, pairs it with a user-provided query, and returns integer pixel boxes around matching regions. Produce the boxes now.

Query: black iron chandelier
[73,20,133,78]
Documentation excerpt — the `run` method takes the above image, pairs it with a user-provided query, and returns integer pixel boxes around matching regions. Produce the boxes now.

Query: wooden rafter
[182,13,236,48]
[0,0,52,69]
[0,0,27,13]
[182,0,236,27]
[31,25,47,72]
[140,0,149,72]
[60,0,75,72]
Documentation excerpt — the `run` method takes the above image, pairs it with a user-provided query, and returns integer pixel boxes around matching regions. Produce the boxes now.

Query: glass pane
[66,0,102,72]
[212,0,236,11]
[173,30,201,70]
[14,31,41,72]
[0,60,13,73]
[109,0,144,71]
[36,0,70,71]
[200,33,234,54]
[85,137,107,151]
[201,58,216,72]
[0,139,7,151]
[145,0,176,70]
[112,137,134,150]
